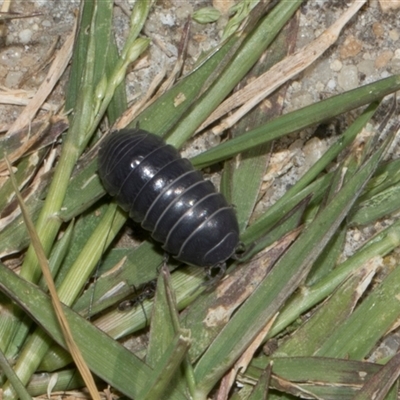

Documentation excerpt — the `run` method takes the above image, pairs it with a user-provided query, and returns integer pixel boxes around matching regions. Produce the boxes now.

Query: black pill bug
[98,128,240,268]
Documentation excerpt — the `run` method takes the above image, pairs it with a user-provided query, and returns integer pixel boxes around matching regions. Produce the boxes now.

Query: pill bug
[98,128,240,268]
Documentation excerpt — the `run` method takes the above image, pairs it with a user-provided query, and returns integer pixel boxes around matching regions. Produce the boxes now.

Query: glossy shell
[98,128,240,267]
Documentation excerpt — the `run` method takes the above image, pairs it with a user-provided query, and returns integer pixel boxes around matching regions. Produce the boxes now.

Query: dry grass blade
[198,0,367,135]
[0,119,50,173]
[4,155,101,400]
[6,21,76,137]
[0,88,57,111]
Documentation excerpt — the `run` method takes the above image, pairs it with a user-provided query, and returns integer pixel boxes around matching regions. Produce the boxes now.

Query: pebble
[5,71,23,87]
[389,29,399,41]
[340,35,363,59]
[338,65,359,90]
[18,29,33,45]
[330,59,342,72]
[357,59,375,77]
[375,50,394,68]
[372,22,385,38]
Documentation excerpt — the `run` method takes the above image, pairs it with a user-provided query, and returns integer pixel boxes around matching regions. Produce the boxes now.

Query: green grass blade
[248,365,271,400]
[64,0,94,111]
[138,331,191,400]
[0,347,32,400]
[26,369,85,396]
[305,225,347,286]
[223,15,299,231]
[191,77,400,169]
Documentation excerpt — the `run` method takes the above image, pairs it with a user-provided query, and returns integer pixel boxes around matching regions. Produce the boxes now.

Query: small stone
[375,50,393,68]
[379,0,400,11]
[212,0,235,15]
[372,22,384,38]
[389,29,399,41]
[18,29,32,44]
[358,59,375,76]
[330,59,342,72]
[326,78,336,90]
[338,65,359,90]
[291,90,314,110]
[340,35,363,59]
[5,71,23,87]
[303,137,327,170]
[159,13,175,27]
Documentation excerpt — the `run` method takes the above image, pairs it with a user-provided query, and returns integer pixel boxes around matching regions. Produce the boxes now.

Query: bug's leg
[231,242,246,260]
[155,252,170,274]
[118,298,136,312]
[204,262,227,286]
[117,283,139,312]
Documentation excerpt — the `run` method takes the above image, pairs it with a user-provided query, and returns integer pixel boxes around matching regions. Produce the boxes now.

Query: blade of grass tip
[190,76,400,169]
[147,266,181,367]
[192,134,391,397]
[163,267,197,398]
[138,331,192,400]
[146,266,194,398]
[165,0,302,149]
[91,0,152,132]
[4,155,101,400]
[353,352,400,400]
[0,348,32,400]
[248,364,271,400]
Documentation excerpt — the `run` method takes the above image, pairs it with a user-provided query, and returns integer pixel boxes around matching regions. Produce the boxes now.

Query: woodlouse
[98,128,240,268]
